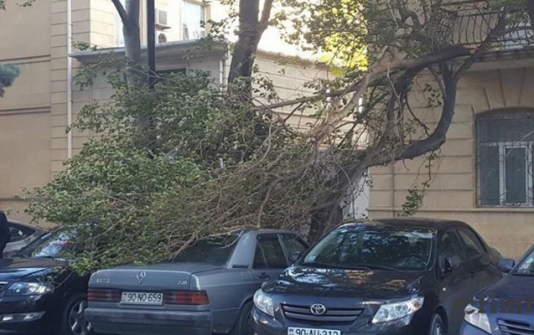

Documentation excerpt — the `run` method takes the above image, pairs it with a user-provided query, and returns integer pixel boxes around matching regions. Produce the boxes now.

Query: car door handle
[259,272,270,280]
[469,271,476,279]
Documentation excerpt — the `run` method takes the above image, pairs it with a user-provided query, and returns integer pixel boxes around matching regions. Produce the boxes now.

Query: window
[438,231,466,270]
[253,237,287,269]
[182,0,206,40]
[115,0,126,47]
[477,110,534,207]
[502,10,534,50]
[457,229,486,259]
[18,231,73,258]
[8,223,35,243]
[280,234,308,261]
[173,235,238,266]
[514,248,534,275]
[302,226,434,271]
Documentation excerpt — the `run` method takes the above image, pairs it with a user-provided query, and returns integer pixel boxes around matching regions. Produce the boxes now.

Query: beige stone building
[0,0,329,224]
[369,5,534,258]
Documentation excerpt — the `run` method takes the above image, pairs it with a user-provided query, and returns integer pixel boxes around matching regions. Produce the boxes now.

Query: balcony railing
[439,0,534,51]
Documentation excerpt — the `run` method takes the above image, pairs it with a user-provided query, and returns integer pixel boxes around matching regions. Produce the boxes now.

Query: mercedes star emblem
[136,271,147,284]
[310,303,327,316]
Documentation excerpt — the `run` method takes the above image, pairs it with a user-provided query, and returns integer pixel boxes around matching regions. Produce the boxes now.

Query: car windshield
[514,249,534,276]
[302,226,434,271]
[173,235,238,266]
[16,230,74,259]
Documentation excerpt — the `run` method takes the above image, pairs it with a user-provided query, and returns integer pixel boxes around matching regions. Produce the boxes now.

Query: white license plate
[120,292,164,305]
[288,327,341,335]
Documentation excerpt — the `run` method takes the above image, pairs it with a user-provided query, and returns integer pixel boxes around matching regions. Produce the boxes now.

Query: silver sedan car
[86,229,309,335]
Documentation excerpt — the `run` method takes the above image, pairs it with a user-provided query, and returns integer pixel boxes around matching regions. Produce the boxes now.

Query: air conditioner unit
[157,32,168,43]
[155,9,171,29]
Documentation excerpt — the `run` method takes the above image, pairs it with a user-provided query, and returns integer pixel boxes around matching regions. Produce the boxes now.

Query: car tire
[57,292,94,335]
[429,313,447,335]
[232,301,254,335]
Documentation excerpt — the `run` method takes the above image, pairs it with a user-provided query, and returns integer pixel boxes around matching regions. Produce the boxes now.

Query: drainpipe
[219,55,227,85]
[66,0,73,159]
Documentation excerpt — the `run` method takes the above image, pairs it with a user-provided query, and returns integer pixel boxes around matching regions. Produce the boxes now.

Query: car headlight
[464,303,491,334]
[372,297,424,324]
[5,282,54,296]
[253,289,274,317]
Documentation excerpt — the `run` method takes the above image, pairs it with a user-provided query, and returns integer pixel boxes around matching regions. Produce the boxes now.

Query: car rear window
[173,235,238,266]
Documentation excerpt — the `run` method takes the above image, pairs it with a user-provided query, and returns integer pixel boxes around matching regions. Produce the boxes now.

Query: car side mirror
[443,257,454,274]
[497,258,515,273]
[439,255,454,275]
[288,251,301,263]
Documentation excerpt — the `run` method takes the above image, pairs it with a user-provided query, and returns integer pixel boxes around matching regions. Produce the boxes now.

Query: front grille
[0,282,8,291]
[281,304,363,324]
[498,319,534,335]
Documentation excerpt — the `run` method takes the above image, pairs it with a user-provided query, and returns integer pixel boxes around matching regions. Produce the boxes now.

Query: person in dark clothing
[0,211,11,258]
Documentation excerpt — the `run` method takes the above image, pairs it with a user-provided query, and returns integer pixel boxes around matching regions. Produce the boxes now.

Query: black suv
[252,219,503,335]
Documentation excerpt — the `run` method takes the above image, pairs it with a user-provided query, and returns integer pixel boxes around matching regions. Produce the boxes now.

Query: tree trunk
[123,0,142,89]
[308,205,343,243]
[112,0,142,89]
[228,0,273,94]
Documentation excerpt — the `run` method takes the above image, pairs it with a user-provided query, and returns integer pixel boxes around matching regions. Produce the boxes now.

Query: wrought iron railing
[439,0,534,50]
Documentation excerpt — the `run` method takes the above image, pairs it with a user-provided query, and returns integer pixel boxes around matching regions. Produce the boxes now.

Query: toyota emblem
[136,271,147,284]
[310,303,327,316]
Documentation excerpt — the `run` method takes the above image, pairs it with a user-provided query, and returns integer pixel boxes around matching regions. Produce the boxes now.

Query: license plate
[120,292,164,305]
[288,327,341,335]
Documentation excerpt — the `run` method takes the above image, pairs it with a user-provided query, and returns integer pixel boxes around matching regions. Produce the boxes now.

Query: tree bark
[112,0,142,89]
[228,0,273,89]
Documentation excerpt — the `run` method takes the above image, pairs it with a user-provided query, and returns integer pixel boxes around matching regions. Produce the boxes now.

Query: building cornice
[70,40,228,64]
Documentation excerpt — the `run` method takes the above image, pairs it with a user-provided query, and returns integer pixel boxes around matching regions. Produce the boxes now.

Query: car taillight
[164,290,209,305]
[88,288,121,302]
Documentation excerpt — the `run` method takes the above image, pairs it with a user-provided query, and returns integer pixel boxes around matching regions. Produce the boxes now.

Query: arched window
[477,109,534,207]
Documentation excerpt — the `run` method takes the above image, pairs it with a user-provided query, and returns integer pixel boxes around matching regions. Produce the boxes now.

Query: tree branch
[254,45,471,112]
[259,0,274,31]
[111,0,129,26]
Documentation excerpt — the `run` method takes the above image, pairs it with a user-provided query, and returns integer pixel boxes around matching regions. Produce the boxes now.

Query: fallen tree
[25,0,531,271]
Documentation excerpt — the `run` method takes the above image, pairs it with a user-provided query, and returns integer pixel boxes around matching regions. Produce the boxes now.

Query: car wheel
[232,301,254,335]
[58,293,94,335]
[429,313,447,335]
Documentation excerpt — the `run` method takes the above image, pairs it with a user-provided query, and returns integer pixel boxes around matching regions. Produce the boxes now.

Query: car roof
[339,217,469,231]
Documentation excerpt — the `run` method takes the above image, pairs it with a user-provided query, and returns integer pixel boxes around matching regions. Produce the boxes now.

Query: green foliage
[0,64,20,97]
[26,72,348,272]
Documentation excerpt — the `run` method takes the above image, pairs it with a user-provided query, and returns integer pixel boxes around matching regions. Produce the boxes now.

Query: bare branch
[259,0,274,31]
[254,45,471,112]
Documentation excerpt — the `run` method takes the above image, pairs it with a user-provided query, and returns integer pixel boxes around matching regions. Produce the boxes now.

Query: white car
[4,219,45,258]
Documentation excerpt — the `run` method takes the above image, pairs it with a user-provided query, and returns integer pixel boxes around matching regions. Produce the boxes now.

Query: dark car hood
[476,274,534,302]
[0,257,68,281]
[265,265,425,300]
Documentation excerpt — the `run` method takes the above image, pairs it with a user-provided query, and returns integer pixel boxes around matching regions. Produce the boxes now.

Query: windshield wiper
[350,264,399,271]
[302,262,342,269]
[302,262,371,270]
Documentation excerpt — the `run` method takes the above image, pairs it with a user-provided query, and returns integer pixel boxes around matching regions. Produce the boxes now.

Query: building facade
[0,0,329,224]
[369,2,534,258]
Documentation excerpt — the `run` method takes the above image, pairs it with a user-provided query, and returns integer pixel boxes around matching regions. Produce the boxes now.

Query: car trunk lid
[89,262,221,291]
